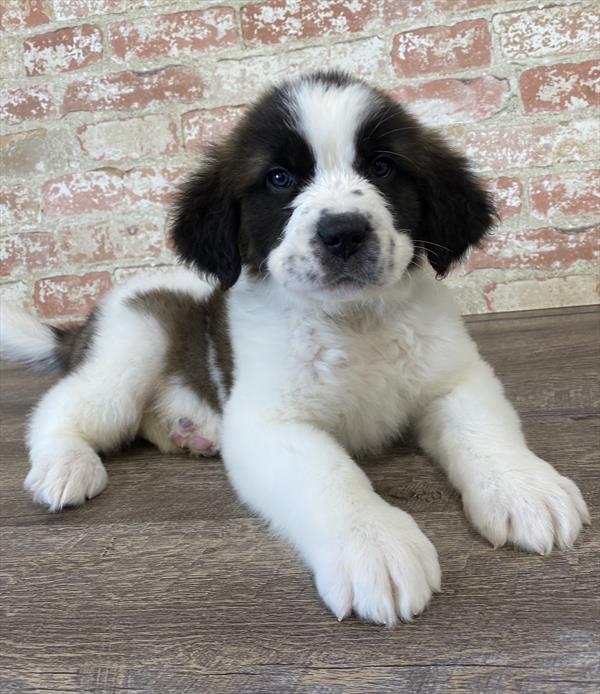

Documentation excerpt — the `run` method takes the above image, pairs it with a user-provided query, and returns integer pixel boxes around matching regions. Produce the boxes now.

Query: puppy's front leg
[222,407,440,624]
[416,359,590,554]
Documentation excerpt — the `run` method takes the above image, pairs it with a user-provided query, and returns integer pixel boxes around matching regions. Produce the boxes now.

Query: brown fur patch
[52,309,99,372]
[128,288,233,412]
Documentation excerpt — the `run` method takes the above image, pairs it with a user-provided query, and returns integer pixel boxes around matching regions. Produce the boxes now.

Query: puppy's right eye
[267,167,296,191]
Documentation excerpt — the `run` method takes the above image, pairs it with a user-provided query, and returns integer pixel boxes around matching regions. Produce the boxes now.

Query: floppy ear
[170,149,241,289]
[415,134,497,276]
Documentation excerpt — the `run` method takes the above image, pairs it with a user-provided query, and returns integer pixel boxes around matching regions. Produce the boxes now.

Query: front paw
[463,455,590,554]
[313,502,441,625]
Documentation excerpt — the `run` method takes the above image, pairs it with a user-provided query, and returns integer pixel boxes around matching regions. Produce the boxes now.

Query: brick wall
[1,0,598,321]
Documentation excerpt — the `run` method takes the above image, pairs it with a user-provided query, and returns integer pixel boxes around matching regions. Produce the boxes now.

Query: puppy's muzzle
[316,212,372,260]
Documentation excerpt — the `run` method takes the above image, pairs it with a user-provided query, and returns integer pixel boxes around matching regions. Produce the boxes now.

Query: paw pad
[171,417,218,457]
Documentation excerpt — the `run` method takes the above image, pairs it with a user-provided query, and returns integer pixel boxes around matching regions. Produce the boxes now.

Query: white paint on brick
[0,281,31,310]
[464,118,600,172]
[211,37,386,102]
[1,2,599,318]
[487,274,599,312]
[0,34,24,79]
[396,76,510,127]
[494,4,600,59]
[395,23,480,61]
[113,263,179,285]
[494,181,521,211]
[53,0,123,22]
[534,66,600,109]
[77,115,178,161]
[23,26,103,75]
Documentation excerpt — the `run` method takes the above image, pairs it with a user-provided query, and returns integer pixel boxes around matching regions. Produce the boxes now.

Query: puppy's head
[171,71,496,299]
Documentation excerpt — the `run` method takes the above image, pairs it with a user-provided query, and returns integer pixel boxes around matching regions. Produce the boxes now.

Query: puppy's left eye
[267,167,296,191]
[370,156,394,178]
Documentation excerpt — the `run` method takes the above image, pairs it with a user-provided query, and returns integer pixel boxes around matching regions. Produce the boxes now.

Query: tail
[1,303,64,372]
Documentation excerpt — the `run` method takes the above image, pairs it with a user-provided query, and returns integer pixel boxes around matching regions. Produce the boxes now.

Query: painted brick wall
[1,0,598,321]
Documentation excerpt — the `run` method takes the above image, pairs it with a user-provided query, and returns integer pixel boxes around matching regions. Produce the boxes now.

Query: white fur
[4,264,590,622]
[206,338,227,409]
[269,81,412,300]
[1,81,590,625]
[287,79,374,170]
[22,268,216,509]
[220,269,588,624]
[268,172,413,299]
[0,303,58,370]
[146,375,221,455]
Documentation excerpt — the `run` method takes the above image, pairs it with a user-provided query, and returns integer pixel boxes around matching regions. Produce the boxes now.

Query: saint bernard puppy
[1,72,589,625]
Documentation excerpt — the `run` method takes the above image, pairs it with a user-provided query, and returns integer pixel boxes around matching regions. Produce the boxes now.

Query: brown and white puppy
[1,72,589,625]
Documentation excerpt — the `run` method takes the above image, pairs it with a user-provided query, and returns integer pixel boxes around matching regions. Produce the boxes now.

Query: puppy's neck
[234,268,417,330]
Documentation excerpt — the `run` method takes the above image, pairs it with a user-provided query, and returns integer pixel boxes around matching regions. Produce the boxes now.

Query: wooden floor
[1,306,599,693]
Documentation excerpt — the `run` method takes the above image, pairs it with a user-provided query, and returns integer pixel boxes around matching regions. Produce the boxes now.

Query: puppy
[1,71,589,625]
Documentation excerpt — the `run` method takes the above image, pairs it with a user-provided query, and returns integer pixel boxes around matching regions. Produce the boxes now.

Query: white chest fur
[283,309,426,452]
[227,274,453,454]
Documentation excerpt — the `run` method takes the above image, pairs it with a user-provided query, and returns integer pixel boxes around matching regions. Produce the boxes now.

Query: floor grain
[1,306,599,693]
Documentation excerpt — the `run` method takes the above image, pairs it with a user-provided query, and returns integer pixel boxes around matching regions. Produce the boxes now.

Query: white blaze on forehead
[286,80,375,171]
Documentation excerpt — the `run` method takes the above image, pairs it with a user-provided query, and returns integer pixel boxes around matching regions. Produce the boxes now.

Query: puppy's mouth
[285,268,376,293]
[317,240,383,288]
[291,261,385,300]
[325,271,375,289]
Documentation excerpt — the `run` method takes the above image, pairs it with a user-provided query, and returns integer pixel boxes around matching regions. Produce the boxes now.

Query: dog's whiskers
[412,239,453,253]
[366,109,396,139]
[413,244,440,258]
[377,125,425,138]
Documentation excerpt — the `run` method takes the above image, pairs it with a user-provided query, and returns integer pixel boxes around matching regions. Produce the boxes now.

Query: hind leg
[138,410,179,454]
[26,302,168,511]
[25,418,108,512]
[140,377,221,457]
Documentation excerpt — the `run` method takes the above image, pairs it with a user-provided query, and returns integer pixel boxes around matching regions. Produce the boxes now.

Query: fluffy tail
[0,303,63,372]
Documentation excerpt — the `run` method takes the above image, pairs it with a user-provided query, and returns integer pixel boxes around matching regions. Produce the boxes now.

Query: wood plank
[1,412,597,526]
[1,306,599,693]
[466,305,600,416]
[1,517,598,684]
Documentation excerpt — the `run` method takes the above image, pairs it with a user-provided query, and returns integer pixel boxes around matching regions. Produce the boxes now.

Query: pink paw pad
[171,417,218,457]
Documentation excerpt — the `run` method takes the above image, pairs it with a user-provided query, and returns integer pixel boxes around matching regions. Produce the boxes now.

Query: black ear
[415,133,497,276]
[170,150,241,289]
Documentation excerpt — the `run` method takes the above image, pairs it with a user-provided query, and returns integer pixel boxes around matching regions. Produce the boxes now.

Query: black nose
[316,213,371,260]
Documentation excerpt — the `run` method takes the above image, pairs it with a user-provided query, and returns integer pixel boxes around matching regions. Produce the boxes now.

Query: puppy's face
[172,72,496,300]
[253,80,421,300]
